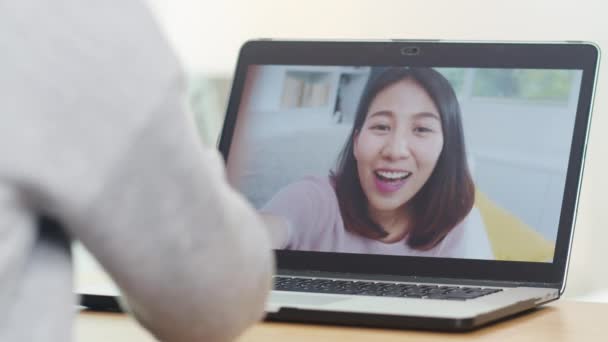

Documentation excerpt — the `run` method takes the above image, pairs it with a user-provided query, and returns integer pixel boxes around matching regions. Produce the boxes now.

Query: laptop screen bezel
[219,40,599,286]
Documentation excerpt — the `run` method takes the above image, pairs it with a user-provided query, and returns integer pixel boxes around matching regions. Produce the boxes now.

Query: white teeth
[376,171,411,180]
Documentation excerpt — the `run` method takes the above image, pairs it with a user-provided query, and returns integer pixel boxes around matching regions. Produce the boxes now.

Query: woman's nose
[381,135,411,160]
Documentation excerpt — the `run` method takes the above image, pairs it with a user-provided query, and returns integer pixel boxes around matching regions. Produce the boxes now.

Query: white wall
[460,71,581,242]
[248,66,285,112]
[143,0,608,298]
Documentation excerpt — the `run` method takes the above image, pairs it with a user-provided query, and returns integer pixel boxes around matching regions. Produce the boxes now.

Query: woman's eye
[370,124,390,132]
[413,126,433,133]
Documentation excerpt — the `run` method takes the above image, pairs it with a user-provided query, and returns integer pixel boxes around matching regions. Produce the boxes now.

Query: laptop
[217,39,600,330]
[79,39,599,330]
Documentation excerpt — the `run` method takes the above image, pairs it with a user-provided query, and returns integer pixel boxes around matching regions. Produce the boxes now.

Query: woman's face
[354,78,444,216]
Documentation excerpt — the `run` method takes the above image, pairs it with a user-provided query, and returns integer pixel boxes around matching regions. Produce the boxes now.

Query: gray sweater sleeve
[0,1,273,341]
[72,81,275,342]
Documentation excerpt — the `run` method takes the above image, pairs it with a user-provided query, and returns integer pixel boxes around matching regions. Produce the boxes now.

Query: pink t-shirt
[262,176,494,260]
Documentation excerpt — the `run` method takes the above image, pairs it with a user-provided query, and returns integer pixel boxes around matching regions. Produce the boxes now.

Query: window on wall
[281,71,331,109]
[436,68,577,105]
[436,68,466,94]
[471,69,575,103]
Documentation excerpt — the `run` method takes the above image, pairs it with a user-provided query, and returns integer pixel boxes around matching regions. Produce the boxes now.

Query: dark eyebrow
[412,112,441,121]
[368,111,440,121]
[368,110,393,119]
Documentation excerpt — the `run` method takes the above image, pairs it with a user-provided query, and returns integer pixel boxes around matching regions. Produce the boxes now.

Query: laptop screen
[226,64,583,263]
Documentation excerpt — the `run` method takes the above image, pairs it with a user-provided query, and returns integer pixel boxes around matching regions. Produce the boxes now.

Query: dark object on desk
[81,295,123,313]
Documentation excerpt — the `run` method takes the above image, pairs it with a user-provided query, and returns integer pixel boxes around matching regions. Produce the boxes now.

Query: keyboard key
[273,276,502,300]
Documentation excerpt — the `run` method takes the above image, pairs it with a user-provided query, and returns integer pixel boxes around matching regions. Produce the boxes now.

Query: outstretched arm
[260,213,290,249]
[0,1,274,340]
[70,91,274,342]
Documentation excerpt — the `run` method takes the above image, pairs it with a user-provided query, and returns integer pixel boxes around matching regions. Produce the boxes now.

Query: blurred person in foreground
[0,1,274,341]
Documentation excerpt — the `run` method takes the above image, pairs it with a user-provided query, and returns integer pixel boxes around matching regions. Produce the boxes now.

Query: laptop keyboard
[274,276,503,301]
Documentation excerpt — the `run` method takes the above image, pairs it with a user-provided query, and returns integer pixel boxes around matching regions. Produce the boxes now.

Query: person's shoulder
[458,207,494,259]
[269,175,338,211]
[461,207,486,234]
[446,207,486,242]
[301,175,335,188]
[435,207,493,259]
[283,175,335,196]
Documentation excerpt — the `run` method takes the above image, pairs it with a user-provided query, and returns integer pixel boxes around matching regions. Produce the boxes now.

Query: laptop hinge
[276,269,561,289]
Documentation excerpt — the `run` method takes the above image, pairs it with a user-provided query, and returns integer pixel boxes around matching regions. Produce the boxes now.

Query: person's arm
[2,1,273,339]
[10,2,272,341]
[68,90,274,342]
[260,213,290,249]
[260,177,338,252]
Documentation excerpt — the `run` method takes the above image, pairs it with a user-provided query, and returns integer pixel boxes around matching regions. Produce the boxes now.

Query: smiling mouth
[373,170,412,194]
[374,170,412,182]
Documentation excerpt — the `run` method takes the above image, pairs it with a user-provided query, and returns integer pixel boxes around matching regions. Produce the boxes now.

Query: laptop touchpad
[267,292,350,309]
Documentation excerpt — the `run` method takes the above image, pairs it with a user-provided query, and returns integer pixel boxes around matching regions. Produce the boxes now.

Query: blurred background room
[75,0,608,301]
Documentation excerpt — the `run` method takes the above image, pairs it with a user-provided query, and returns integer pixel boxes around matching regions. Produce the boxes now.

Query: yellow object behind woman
[475,190,554,262]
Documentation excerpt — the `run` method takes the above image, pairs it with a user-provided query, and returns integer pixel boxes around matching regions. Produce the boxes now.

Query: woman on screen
[262,67,494,260]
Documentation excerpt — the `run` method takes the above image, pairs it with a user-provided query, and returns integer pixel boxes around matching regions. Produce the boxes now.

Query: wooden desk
[76,300,604,341]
